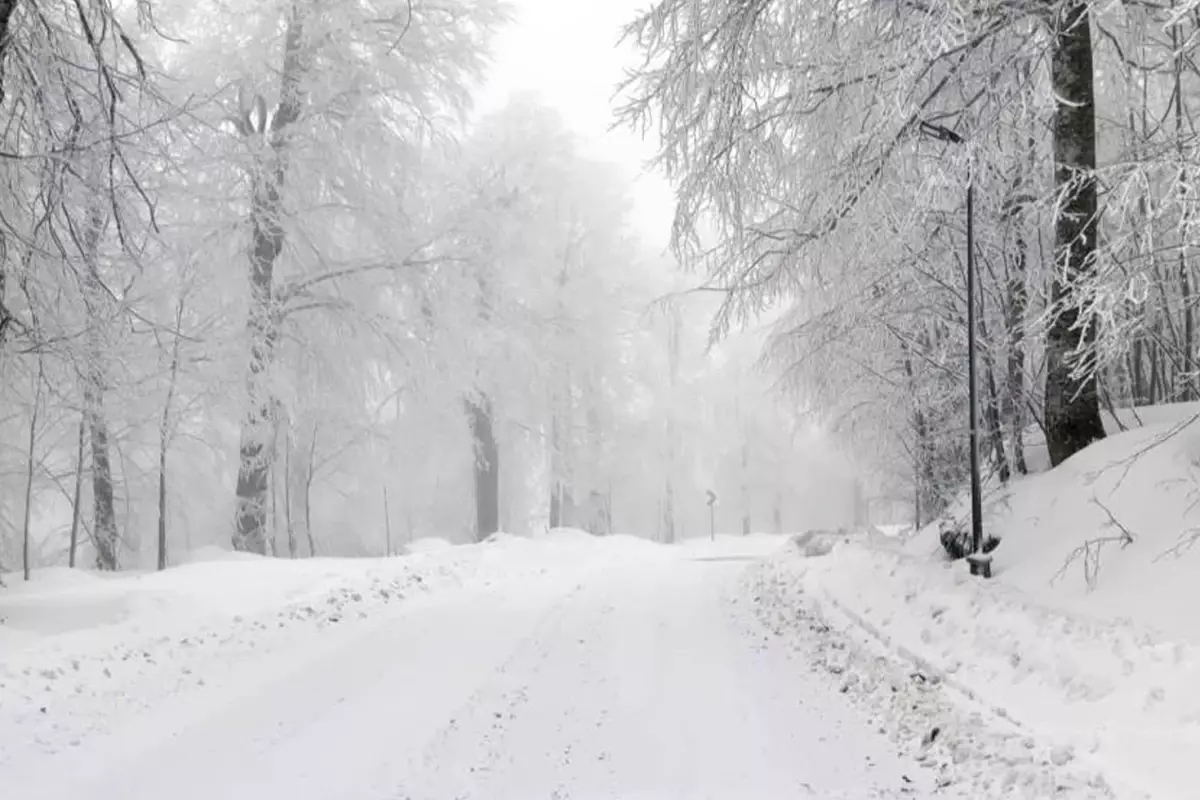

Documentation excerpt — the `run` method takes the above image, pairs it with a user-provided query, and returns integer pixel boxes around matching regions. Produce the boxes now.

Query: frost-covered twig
[1096,413,1200,494]
[1153,529,1200,562]
[1050,498,1135,591]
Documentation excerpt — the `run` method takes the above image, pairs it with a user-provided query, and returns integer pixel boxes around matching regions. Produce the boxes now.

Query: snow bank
[761,404,1200,798]
[537,526,596,543]
[676,532,791,560]
[0,534,663,771]
[401,537,455,554]
[747,552,1137,798]
[912,405,1200,643]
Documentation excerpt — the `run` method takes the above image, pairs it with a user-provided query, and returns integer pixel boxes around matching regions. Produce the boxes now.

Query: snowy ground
[3,532,938,800]
[754,403,1200,800]
[749,542,1161,799]
[863,401,1200,799]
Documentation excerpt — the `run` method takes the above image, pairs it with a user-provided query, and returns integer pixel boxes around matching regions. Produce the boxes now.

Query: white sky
[473,0,676,253]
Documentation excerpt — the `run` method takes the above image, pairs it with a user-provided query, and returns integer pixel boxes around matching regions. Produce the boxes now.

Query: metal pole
[966,181,983,557]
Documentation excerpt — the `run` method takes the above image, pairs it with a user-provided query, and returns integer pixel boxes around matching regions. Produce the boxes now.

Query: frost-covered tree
[614,0,1175,523]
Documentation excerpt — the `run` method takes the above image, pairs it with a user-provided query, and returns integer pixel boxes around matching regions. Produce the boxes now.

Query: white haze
[0,0,864,574]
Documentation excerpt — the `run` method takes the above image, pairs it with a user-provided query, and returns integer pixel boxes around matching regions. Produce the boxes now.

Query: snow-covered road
[7,543,930,800]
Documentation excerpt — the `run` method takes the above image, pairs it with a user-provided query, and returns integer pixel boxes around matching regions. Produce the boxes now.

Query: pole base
[966,551,993,579]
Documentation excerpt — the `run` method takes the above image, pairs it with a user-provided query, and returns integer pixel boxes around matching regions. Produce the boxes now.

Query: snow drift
[752,402,1200,799]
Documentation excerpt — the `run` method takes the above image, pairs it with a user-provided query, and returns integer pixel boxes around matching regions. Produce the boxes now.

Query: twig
[1049,497,1135,591]
[1153,529,1200,562]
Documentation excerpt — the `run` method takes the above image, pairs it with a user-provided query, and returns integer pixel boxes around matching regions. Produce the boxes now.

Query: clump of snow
[537,527,596,544]
[176,545,265,564]
[402,537,455,554]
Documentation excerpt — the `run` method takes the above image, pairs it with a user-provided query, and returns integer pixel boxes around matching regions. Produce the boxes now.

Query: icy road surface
[6,541,931,800]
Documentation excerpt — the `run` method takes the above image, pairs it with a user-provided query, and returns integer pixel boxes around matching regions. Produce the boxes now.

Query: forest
[3,0,1189,573]
[618,0,1200,528]
[0,0,852,574]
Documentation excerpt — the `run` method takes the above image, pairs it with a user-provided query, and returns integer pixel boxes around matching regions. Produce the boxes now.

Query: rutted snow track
[398,557,930,799]
[6,541,932,800]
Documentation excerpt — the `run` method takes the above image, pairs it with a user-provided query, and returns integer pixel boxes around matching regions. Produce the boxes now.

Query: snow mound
[0,535,641,771]
[911,406,1200,643]
[747,553,1132,799]
[2,566,107,590]
[177,545,265,564]
[765,402,1200,799]
[402,537,455,554]
[538,527,596,543]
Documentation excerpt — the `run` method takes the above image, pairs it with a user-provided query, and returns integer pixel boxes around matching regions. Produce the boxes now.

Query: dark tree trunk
[0,1,16,347]
[68,415,85,568]
[548,412,574,528]
[1130,338,1146,405]
[285,425,297,558]
[1172,18,1197,401]
[157,303,183,572]
[234,159,285,554]
[79,197,120,571]
[234,4,306,554]
[157,433,168,571]
[467,396,500,541]
[85,377,120,570]
[1043,0,1106,467]
[977,313,1011,483]
[22,360,41,581]
[1004,199,1030,475]
[903,350,937,518]
[0,2,17,103]
[304,422,318,557]
[985,362,1010,483]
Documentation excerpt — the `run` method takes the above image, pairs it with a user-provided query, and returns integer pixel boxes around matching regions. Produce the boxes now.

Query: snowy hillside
[911,401,1200,641]
[752,402,1200,799]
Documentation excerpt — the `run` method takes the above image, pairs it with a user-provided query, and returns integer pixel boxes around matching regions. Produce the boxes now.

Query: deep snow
[757,402,1200,800]
[918,402,1200,642]
[2,532,932,800]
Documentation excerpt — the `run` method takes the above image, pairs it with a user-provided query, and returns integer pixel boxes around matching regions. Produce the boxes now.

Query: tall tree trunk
[304,421,318,556]
[0,2,17,106]
[662,306,682,543]
[903,348,937,518]
[1004,195,1030,474]
[1172,15,1196,400]
[79,192,120,571]
[68,415,85,568]
[285,423,297,558]
[1130,339,1146,405]
[467,395,500,541]
[985,361,1010,483]
[234,3,307,553]
[0,0,16,351]
[22,358,42,581]
[1043,0,1106,467]
[157,298,184,572]
[383,486,392,556]
[549,411,574,527]
[978,313,1011,483]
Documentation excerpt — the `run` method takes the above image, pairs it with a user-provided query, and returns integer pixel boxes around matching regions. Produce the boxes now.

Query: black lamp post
[917,121,987,576]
